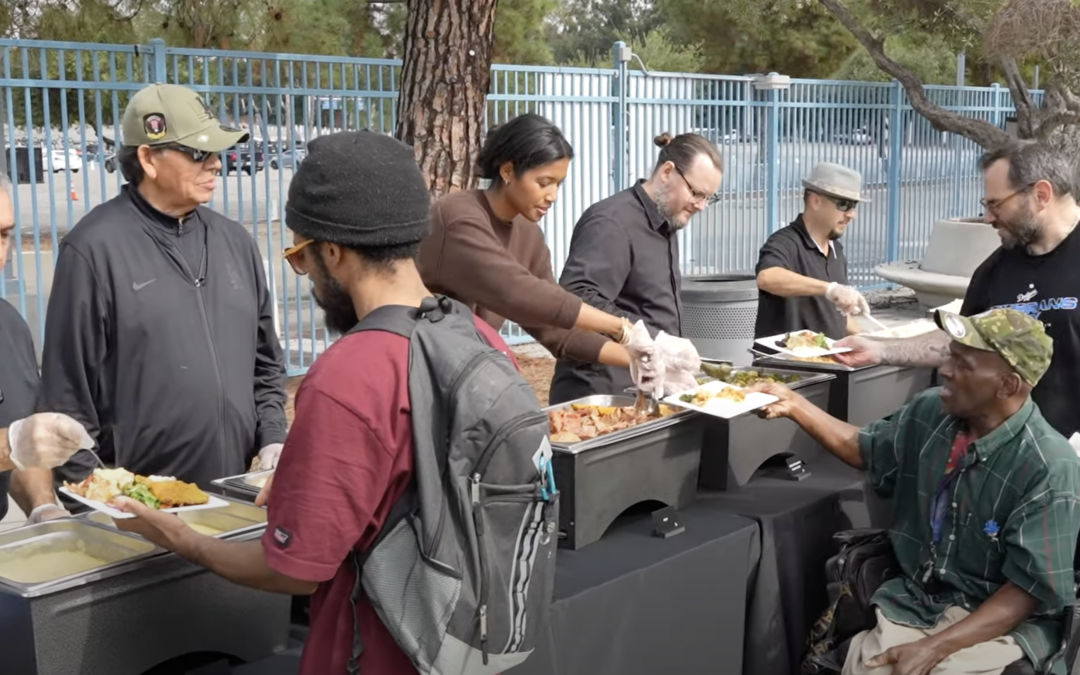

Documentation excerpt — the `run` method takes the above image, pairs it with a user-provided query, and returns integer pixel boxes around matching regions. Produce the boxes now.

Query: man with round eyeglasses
[33,83,288,514]
[754,162,873,341]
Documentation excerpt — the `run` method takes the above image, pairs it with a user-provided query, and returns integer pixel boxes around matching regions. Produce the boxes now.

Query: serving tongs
[633,354,661,415]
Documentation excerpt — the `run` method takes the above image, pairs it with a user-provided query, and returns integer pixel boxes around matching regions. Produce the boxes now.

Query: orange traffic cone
[70,182,78,201]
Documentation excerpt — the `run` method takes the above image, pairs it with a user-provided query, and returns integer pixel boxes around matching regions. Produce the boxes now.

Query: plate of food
[60,467,228,519]
[755,330,852,358]
[662,380,779,420]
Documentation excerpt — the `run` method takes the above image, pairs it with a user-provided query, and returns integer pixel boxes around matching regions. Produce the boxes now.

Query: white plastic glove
[654,333,702,397]
[625,321,664,396]
[825,282,871,316]
[254,443,285,471]
[27,503,72,525]
[8,413,95,471]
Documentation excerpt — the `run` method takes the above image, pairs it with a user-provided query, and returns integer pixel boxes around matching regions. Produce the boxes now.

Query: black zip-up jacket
[38,185,288,495]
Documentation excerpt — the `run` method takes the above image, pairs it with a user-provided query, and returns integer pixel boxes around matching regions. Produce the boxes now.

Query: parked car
[48,148,83,173]
[221,144,265,174]
[269,148,306,169]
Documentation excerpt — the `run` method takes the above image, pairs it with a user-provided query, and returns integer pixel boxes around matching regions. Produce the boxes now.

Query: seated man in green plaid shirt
[754,307,1080,675]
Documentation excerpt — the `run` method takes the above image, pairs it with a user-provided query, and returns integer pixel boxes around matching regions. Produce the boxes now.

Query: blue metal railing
[0,37,1030,375]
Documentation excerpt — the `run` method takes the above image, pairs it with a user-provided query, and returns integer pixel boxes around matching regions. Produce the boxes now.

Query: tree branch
[1000,56,1036,137]
[820,0,1012,149]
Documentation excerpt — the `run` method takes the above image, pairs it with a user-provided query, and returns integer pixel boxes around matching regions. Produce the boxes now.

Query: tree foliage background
[2,0,1069,149]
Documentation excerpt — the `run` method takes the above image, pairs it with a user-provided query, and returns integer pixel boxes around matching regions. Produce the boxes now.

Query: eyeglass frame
[980,182,1036,215]
[673,164,720,206]
[283,239,315,275]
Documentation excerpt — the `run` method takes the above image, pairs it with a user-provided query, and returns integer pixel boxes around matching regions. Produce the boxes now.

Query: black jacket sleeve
[251,248,288,449]
[558,213,647,326]
[36,244,107,476]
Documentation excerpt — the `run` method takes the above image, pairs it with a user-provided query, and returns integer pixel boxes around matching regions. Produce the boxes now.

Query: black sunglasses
[151,143,217,163]
[811,191,857,213]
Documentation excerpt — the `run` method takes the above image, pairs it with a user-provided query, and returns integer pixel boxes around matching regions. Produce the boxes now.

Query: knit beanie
[285,131,431,247]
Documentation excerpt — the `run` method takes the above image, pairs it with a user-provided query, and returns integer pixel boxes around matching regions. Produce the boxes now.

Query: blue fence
[0,38,1031,375]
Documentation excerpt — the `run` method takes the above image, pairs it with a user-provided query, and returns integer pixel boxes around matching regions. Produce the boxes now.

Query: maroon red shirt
[262,314,516,675]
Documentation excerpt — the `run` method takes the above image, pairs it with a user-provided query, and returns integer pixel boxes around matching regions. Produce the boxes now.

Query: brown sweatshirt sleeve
[429,199,583,330]
[518,239,610,363]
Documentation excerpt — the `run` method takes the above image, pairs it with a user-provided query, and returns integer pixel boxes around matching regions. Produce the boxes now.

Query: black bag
[802,528,901,674]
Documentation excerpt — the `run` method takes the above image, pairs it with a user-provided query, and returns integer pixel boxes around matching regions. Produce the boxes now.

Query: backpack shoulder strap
[347,296,464,340]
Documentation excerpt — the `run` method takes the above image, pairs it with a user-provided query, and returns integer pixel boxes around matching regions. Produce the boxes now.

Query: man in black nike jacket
[33,83,288,514]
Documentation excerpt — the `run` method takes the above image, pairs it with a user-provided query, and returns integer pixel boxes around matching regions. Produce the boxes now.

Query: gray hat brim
[173,122,250,153]
[802,178,869,203]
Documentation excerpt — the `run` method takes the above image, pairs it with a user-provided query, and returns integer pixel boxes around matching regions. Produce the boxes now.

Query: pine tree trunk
[396,0,499,198]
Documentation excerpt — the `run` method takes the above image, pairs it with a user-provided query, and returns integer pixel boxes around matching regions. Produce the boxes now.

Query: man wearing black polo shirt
[835,141,1080,439]
[754,162,871,340]
[549,132,723,404]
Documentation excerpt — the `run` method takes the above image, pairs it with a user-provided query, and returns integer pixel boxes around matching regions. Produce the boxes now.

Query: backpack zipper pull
[480,604,489,665]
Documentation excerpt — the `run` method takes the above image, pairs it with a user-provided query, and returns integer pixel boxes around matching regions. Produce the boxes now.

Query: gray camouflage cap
[935,308,1054,387]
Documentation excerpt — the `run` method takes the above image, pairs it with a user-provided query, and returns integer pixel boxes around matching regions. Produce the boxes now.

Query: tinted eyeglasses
[283,239,314,275]
[812,191,857,213]
[980,183,1034,215]
[152,143,217,164]
[675,166,719,206]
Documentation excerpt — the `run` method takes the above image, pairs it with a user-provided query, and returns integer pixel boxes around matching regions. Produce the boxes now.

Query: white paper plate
[662,381,779,420]
[755,331,853,358]
[60,487,229,520]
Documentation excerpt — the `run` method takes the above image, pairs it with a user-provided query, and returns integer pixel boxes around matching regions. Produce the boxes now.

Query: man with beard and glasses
[834,141,1080,439]
[753,162,871,341]
[34,83,288,516]
[548,132,724,404]
[113,130,520,675]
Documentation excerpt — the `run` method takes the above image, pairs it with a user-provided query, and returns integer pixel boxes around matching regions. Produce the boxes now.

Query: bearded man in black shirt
[835,141,1080,438]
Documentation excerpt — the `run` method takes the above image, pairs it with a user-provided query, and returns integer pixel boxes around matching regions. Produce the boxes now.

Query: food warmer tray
[752,356,936,427]
[0,520,289,675]
[81,493,268,540]
[693,365,840,489]
[211,468,274,501]
[543,395,705,550]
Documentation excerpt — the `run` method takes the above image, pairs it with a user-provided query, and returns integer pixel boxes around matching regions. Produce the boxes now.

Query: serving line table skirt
[217,507,760,675]
[696,457,883,675]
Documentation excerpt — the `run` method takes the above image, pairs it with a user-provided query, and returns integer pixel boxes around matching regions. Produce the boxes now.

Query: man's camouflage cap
[934,308,1053,387]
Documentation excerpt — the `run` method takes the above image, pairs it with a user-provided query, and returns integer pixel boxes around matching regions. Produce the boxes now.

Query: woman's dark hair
[117,145,146,184]
[478,113,574,186]
[652,132,724,175]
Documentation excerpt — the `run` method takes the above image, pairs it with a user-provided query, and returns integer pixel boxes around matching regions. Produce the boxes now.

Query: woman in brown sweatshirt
[418,114,633,369]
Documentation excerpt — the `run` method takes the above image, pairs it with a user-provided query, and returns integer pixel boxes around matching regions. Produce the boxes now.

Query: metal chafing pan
[0,519,163,597]
[693,361,836,390]
[81,495,267,539]
[543,394,698,455]
[210,468,274,499]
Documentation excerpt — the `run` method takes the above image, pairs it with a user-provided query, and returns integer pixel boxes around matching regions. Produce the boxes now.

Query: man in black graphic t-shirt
[834,141,1080,438]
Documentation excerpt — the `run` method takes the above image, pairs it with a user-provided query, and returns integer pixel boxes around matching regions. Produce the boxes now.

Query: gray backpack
[346,296,559,675]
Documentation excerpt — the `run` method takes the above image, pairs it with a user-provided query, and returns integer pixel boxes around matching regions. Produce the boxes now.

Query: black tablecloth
[221,508,759,675]
[510,506,759,675]
[696,457,877,675]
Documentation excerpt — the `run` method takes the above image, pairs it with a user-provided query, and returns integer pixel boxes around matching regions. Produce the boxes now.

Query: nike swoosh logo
[132,279,156,291]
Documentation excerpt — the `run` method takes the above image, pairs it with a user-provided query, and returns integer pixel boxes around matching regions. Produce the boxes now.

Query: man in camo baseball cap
[121,83,249,152]
[935,307,1053,387]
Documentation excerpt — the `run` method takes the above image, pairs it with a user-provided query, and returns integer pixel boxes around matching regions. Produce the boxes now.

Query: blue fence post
[612,41,629,192]
[150,37,167,83]
[753,73,789,233]
[886,79,903,263]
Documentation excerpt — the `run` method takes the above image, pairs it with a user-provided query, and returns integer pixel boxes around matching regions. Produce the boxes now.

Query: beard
[654,186,689,231]
[996,203,1042,251]
[828,228,844,241]
[312,251,359,336]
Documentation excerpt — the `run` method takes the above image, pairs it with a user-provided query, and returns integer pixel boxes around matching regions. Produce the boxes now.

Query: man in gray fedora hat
[754,161,873,341]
